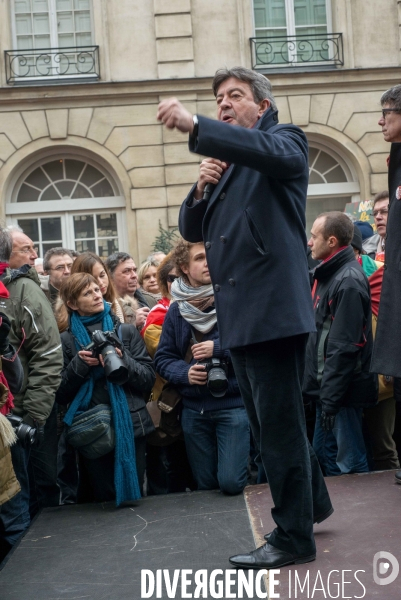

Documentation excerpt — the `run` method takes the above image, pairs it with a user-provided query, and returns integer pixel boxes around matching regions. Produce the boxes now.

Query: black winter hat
[354,220,374,241]
[351,225,363,253]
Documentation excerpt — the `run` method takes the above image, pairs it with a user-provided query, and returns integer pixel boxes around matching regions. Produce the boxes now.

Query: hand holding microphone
[194,158,228,201]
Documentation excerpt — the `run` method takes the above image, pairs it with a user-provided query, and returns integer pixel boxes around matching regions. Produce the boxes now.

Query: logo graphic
[373,551,399,586]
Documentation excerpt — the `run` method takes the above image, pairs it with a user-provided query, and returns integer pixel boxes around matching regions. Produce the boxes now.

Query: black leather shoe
[229,542,316,570]
[395,471,401,484]
[264,506,334,541]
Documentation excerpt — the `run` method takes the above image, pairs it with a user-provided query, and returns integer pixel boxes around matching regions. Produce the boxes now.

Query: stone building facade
[0,0,400,260]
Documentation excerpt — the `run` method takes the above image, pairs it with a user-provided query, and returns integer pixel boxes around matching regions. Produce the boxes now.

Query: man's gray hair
[43,247,74,272]
[373,190,389,207]
[212,67,277,112]
[6,224,23,234]
[105,251,133,275]
[381,85,401,110]
[0,228,13,262]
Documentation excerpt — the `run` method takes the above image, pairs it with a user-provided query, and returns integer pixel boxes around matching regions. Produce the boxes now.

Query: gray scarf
[171,278,217,333]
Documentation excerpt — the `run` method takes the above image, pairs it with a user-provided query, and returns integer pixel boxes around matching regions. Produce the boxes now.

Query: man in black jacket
[157,67,332,569]
[305,212,377,476]
[370,85,401,484]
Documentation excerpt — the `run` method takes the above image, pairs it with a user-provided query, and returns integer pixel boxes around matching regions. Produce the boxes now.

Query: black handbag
[146,330,203,447]
[65,404,115,460]
[146,382,183,447]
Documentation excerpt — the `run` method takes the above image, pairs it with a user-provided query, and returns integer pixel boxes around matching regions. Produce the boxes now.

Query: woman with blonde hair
[137,259,162,309]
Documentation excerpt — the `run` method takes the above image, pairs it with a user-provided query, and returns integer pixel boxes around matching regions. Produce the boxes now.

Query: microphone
[202,182,215,201]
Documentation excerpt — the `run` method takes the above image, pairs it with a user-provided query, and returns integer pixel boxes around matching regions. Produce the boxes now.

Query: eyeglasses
[166,274,178,283]
[381,108,401,119]
[371,208,389,218]
[11,246,38,255]
[51,264,73,272]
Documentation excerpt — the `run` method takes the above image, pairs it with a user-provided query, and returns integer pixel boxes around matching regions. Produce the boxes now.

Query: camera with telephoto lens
[197,357,229,397]
[84,329,128,385]
[6,414,37,446]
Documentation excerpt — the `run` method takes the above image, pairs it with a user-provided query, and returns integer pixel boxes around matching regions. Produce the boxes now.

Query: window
[253,0,335,66]
[18,216,63,256]
[8,1,97,81]
[73,213,119,257]
[254,0,329,40]
[17,159,115,203]
[6,155,127,258]
[17,212,119,258]
[12,0,93,51]
[308,147,347,185]
[306,145,360,233]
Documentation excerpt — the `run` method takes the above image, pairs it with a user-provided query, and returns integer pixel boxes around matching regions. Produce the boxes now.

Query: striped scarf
[64,301,141,505]
[171,278,217,333]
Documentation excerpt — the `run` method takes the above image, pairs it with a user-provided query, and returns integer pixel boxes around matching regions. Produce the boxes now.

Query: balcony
[4,46,100,85]
[250,33,343,70]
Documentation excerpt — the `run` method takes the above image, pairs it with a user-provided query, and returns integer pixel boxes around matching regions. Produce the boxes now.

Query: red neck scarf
[0,263,9,277]
[0,280,9,299]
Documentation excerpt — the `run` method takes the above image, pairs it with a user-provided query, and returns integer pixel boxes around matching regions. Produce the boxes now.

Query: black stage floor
[1,471,401,599]
[0,490,255,600]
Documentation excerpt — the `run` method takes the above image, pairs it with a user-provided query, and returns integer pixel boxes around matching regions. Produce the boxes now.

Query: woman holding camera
[55,273,155,504]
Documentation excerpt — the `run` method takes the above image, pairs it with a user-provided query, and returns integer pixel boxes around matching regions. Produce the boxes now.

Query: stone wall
[0,64,395,261]
[0,0,400,261]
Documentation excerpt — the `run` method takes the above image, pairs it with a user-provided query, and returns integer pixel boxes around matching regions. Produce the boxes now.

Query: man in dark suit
[371,85,401,484]
[157,67,332,569]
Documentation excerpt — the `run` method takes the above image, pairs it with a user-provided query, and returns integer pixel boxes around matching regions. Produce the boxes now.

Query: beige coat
[0,380,20,506]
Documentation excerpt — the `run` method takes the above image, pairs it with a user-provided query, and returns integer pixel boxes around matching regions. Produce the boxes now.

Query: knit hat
[351,225,363,253]
[354,220,374,241]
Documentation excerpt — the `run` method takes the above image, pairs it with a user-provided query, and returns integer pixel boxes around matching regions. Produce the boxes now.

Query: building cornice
[0,66,400,109]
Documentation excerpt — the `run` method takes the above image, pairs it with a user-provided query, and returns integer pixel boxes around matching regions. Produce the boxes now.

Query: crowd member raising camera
[154,240,249,496]
[55,273,155,504]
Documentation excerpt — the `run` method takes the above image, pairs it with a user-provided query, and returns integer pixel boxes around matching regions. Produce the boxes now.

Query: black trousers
[231,333,332,557]
[77,436,147,503]
[28,402,60,518]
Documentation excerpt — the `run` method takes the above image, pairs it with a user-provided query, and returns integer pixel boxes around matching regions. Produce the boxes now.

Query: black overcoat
[179,108,315,349]
[371,142,401,377]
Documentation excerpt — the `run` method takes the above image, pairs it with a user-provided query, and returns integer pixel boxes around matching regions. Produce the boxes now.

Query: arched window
[6,155,127,258]
[17,159,115,202]
[309,148,347,184]
[306,144,360,233]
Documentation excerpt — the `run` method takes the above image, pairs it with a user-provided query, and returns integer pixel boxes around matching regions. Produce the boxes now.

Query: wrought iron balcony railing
[5,45,100,84]
[250,33,343,69]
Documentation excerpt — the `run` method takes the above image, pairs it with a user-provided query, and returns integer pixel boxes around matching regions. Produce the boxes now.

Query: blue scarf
[64,301,141,505]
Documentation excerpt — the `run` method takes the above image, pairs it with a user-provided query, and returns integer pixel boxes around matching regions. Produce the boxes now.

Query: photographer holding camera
[154,239,249,495]
[55,273,155,504]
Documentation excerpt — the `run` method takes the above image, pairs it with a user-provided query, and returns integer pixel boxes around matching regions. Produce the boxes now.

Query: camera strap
[190,327,204,345]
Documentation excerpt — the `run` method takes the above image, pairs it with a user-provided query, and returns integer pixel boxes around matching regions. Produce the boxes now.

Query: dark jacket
[56,316,156,438]
[303,246,377,411]
[179,108,316,349]
[0,265,63,425]
[371,142,401,377]
[154,301,243,413]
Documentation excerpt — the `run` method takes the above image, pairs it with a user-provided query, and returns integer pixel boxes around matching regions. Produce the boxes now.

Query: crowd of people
[1,67,401,571]
[0,205,398,563]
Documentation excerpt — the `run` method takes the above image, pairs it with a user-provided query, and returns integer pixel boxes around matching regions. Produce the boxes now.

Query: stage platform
[245,469,401,598]
[1,470,400,599]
